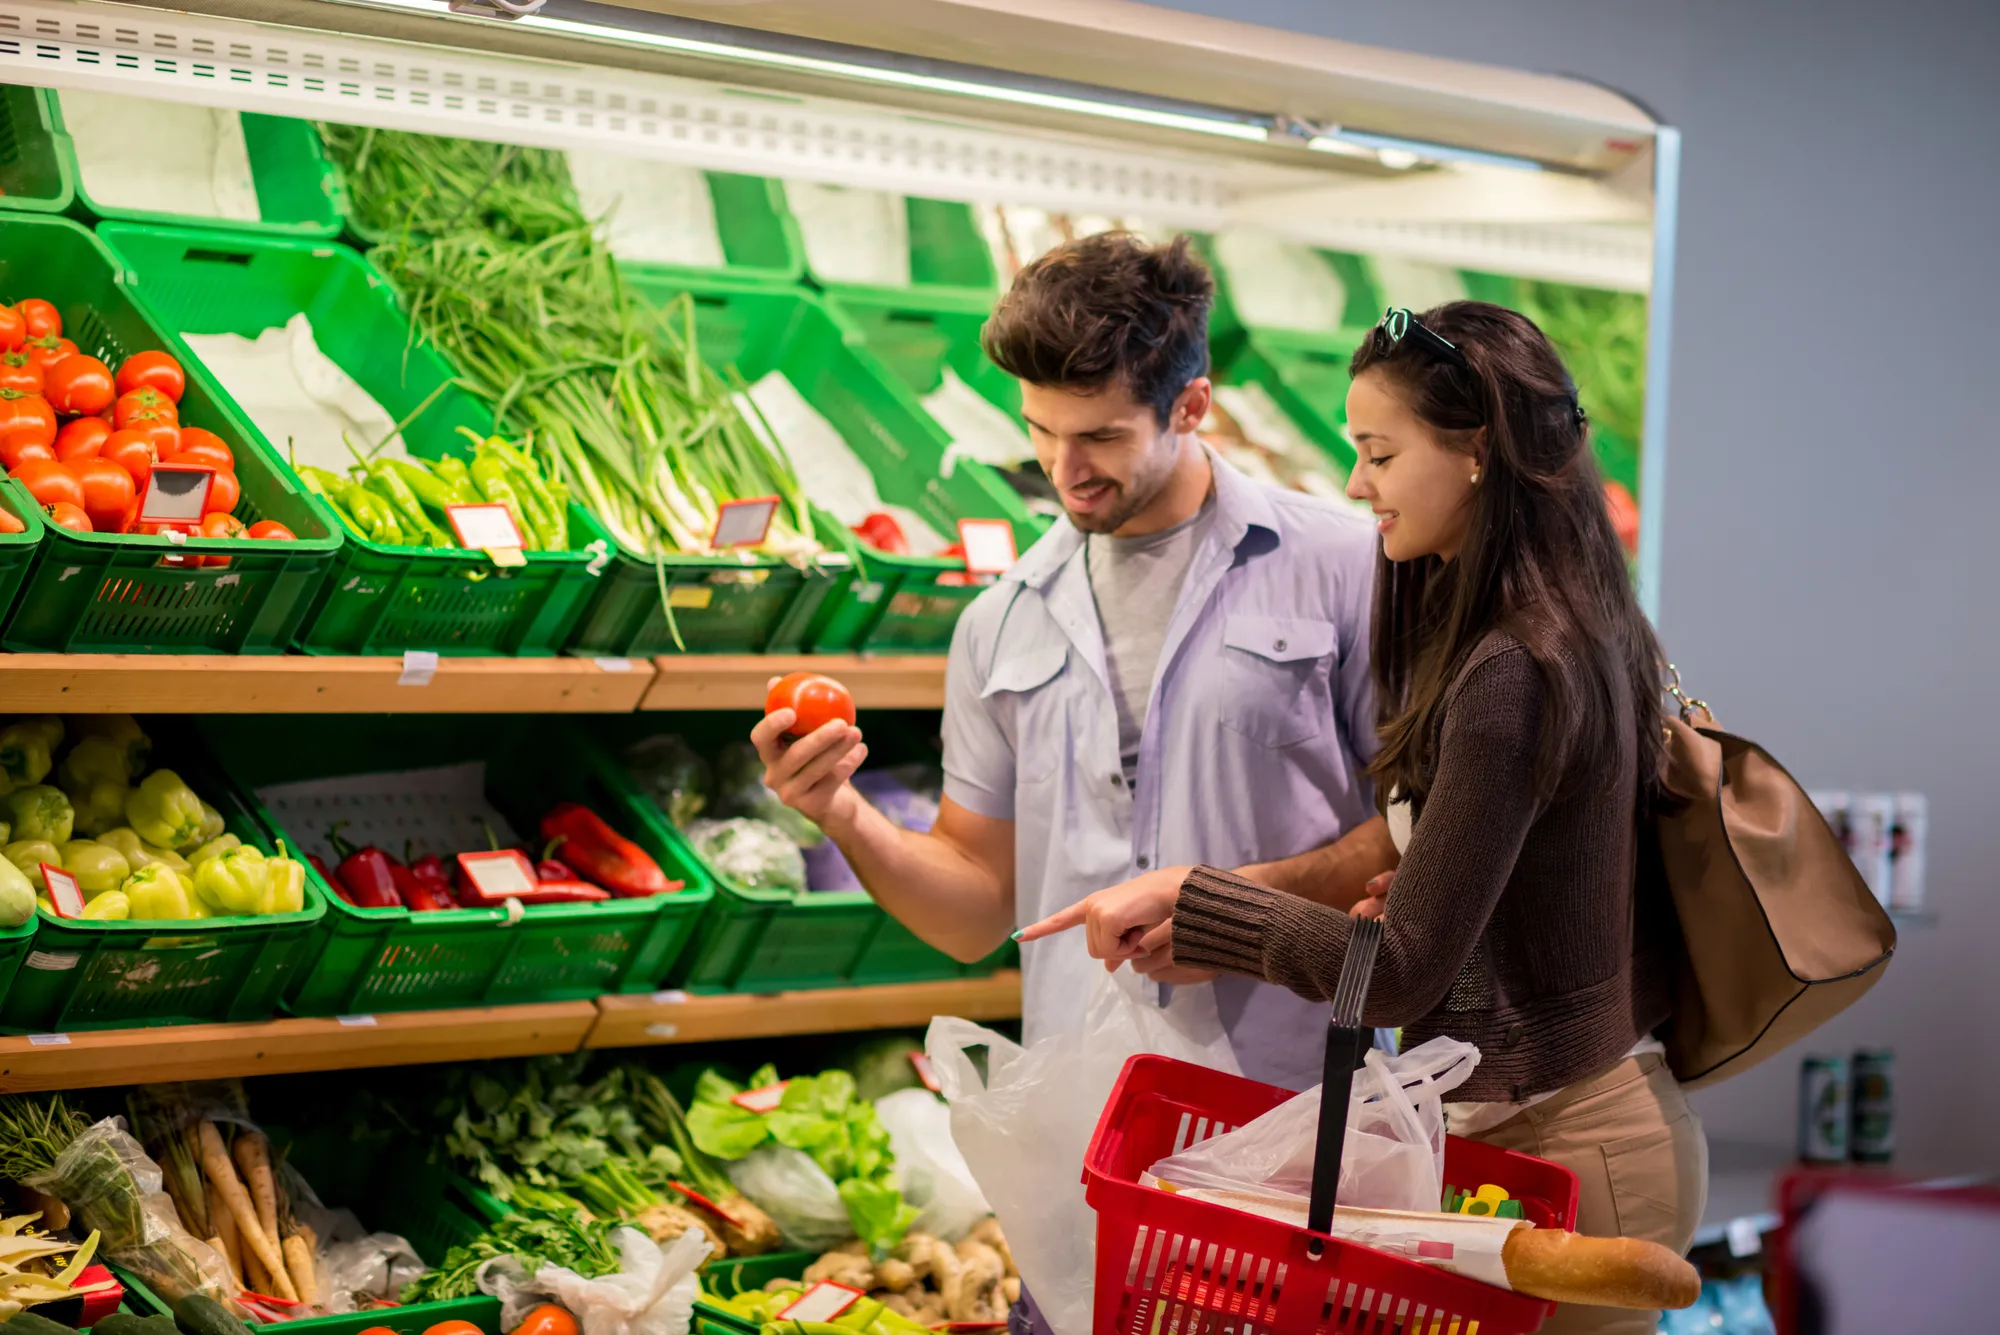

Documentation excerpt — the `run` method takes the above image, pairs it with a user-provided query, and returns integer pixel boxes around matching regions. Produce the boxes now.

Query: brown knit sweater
[1173,632,1671,1104]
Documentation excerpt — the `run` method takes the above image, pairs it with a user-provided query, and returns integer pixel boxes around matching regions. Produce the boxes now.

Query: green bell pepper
[4,840,60,891]
[266,843,306,915]
[196,800,226,845]
[97,827,189,874]
[0,717,60,788]
[193,844,273,915]
[126,769,206,851]
[5,785,74,845]
[66,715,150,781]
[81,890,130,920]
[60,840,131,896]
[187,833,242,867]
[58,735,132,835]
[122,864,196,920]
[362,461,449,547]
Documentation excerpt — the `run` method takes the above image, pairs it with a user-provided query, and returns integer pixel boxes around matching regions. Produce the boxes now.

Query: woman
[1022,302,1706,1335]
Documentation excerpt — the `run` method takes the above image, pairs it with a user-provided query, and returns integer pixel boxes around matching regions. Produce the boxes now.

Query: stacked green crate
[0,478,45,626]
[0,86,77,215]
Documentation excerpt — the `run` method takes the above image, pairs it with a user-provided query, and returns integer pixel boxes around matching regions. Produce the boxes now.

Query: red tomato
[0,354,42,396]
[246,519,295,541]
[44,500,90,533]
[0,437,53,471]
[0,306,23,353]
[126,417,180,456]
[168,428,233,472]
[23,335,74,371]
[354,1328,399,1335]
[199,510,245,566]
[202,469,241,516]
[115,349,186,403]
[0,395,57,452]
[76,458,135,532]
[101,429,156,489]
[510,1305,580,1335]
[423,1321,487,1335]
[44,354,114,417]
[13,459,84,511]
[765,670,857,738]
[113,388,177,429]
[0,505,21,535]
[54,416,112,463]
[16,299,60,341]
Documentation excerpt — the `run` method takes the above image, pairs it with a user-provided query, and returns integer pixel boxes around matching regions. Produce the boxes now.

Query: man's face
[1021,378,1208,535]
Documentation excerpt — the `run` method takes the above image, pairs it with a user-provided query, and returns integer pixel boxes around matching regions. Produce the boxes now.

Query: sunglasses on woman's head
[1375,307,1471,372]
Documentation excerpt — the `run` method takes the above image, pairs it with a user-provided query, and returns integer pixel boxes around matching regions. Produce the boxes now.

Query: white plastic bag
[1147,1036,1480,1215]
[316,1231,427,1313]
[876,1088,991,1243]
[482,1227,707,1335]
[724,1144,853,1252]
[927,967,1241,1335]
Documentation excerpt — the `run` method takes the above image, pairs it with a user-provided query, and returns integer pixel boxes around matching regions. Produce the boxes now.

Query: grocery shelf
[0,972,1022,1091]
[644,654,948,710]
[586,970,1023,1049]
[0,652,658,713]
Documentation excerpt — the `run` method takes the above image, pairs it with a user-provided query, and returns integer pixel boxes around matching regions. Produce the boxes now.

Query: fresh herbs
[0,1093,89,1182]
[402,1212,621,1304]
[440,1058,678,1207]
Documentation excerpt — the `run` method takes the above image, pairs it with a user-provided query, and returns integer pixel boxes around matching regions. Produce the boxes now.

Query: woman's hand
[1352,870,1394,920]
[1017,865,1198,974]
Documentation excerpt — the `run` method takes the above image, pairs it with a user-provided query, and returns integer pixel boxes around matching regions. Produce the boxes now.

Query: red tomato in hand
[23,335,74,371]
[101,428,155,489]
[54,416,111,463]
[76,457,135,532]
[113,388,177,429]
[765,670,857,737]
[0,394,57,452]
[16,299,60,341]
[246,519,295,541]
[0,353,42,396]
[115,349,185,403]
[168,427,233,472]
[202,468,240,516]
[13,458,84,511]
[44,354,114,417]
[44,500,90,533]
[0,306,24,353]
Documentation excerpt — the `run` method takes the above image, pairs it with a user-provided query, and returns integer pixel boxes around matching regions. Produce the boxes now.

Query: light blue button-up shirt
[941,454,1380,1091]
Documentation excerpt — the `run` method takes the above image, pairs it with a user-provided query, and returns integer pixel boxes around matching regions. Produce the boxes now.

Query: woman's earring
[1470,469,1481,484]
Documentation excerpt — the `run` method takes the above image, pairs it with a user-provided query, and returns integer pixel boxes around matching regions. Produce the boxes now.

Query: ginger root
[971,1216,1017,1279]
[947,1239,1007,1323]
[636,1203,724,1257]
[804,1244,877,1293]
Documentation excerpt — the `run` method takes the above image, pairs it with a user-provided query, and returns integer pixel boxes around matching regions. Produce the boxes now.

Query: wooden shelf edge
[0,653,657,713]
[643,654,946,711]
[585,970,1023,1049]
[0,1000,601,1092]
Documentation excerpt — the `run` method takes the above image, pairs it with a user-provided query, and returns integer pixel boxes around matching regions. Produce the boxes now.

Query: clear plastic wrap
[722,1145,853,1253]
[482,1227,707,1335]
[687,818,807,894]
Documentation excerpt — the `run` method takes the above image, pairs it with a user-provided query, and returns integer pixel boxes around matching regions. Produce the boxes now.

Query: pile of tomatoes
[0,297,294,560]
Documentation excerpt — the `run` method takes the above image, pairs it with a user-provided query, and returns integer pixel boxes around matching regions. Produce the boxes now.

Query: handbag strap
[1306,916,1383,1255]
[1664,662,1717,728]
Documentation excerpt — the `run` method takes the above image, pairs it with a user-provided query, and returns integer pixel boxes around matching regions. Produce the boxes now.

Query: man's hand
[1018,864,1192,972]
[750,690,868,831]
[1351,870,1393,920]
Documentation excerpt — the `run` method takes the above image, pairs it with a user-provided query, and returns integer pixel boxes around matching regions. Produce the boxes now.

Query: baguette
[1501,1226,1700,1310]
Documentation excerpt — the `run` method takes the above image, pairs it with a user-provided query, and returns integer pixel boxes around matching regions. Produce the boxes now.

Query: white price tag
[710,495,779,549]
[731,1081,789,1114]
[337,1014,378,1028]
[41,865,85,919]
[27,1033,70,1046]
[594,657,636,672]
[447,502,526,552]
[958,518,1018,574]
[777,1283,863,1324]
[140,463,215,525]
[908,1051,941,1093]
[644,1023,680,1039]
[398,650,439,686]
[651,989,690,1004]
[456,850,539,901]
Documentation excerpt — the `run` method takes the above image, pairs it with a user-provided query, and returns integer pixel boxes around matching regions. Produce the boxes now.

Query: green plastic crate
[601,713,1010,994]
[800,191,998,309]
[101,223,602,656]
[0,724,327,1034]
[0,915,34,1010]
[696,1252,827,1335]
[36,90,343,237]
[0,213,343,654]
[199,714,714,1016]
[0,477,45,624]
[0,85,77,215]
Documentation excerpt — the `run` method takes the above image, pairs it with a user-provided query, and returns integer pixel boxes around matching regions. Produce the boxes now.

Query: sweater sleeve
[1173,643,1548,1026]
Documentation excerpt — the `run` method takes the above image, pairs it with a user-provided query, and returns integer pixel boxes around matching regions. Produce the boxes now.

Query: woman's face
[1345,369,1481,562]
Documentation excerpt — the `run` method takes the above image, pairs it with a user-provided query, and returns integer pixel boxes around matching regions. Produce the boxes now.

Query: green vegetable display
[297,431,570,553]
[401,1211,622,1304]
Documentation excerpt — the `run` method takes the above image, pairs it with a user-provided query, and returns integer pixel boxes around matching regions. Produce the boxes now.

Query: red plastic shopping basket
[1082,1052,1581,1335]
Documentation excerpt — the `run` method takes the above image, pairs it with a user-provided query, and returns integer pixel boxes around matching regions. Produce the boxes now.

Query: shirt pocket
[1219,613,1338,748]
[980,636,1070,783]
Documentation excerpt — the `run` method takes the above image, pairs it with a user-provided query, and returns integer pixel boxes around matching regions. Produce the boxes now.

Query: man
[751,232,1394,1090]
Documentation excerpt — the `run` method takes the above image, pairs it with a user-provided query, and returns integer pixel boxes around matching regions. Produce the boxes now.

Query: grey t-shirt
[1085,496,1217,783]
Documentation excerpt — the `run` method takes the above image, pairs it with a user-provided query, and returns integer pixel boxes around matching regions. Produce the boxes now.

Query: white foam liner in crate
[256,762,522,872]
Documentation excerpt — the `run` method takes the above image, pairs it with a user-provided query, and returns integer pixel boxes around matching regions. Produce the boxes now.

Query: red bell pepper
[452,850,608,905]
[390,863,456,913]
[539,803,679,897]
[305,851,352,905]
[327,821,401,909]
[851,510,910,555]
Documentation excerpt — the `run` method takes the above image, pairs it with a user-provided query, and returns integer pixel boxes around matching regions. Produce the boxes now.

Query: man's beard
[1064,444,1178,534]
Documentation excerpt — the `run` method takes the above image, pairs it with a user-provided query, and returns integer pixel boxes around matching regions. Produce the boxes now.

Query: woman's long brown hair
[1352,301,1665,806]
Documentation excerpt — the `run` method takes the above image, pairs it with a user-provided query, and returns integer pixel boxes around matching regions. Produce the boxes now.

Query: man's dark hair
[980,232,1214,424]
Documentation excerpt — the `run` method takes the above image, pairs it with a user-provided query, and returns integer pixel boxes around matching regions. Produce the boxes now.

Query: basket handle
[1306,915,1383,1254]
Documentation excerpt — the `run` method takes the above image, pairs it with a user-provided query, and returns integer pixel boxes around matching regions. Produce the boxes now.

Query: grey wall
[1155,0,2000,1175]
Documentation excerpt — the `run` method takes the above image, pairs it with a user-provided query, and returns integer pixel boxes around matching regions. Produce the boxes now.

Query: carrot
[197,1121,296,1300]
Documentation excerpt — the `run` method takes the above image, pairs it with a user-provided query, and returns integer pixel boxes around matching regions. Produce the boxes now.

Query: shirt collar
[1004,448,1281,591]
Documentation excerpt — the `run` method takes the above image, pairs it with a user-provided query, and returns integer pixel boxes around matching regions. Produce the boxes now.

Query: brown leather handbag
[1649,670,1898,1088]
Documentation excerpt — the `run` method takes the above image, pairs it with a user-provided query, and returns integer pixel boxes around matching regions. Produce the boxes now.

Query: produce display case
[0,83,77,215]
[102,223,603,657]
[0,476,46,624]
[30,89,345,237]
[200,713,715,1016]
[0,212,344,655]
[598,711,1012,994]
[0,724,328,1035]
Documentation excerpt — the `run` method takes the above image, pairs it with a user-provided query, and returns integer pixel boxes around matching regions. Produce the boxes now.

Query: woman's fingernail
[1009,928,1025,942]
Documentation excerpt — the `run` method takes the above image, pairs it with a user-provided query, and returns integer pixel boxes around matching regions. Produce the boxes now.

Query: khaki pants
[1471,1053,1709,1335]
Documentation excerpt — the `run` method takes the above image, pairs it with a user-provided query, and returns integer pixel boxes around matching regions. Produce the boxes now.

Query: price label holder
[455,849,539,903]
[670,1181,742,1227]
[447,503,527,567]
[777,1283,864,1325]
[731,1081,789,1113]
[958,519,1018,575]
[711,495,779,549]
[909,1050,941,1093]
[41,864,85,919]
[139,463,215,527]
